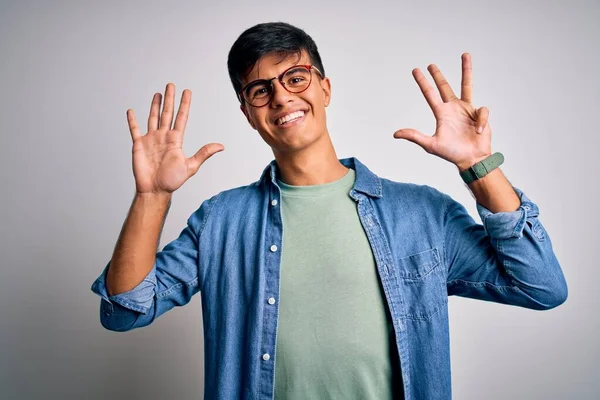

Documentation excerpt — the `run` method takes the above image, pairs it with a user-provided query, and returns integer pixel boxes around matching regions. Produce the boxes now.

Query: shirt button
[268,297,276,305]
[262,353,270,361]
[270,245,278,252]
[271,199,278,206]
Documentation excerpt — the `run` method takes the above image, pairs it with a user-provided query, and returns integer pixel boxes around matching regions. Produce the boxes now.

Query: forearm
[106,192,172,296]
[445,187,568,309]
[462,166,520,213]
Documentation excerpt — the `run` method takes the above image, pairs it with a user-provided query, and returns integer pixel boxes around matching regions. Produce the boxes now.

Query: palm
[431,100,491,167]
[127,83,224,195]
[132,130,188,194]
[394,53,492,171]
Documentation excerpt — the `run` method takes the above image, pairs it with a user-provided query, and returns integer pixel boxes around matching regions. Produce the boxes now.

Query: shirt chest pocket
[395,247,447,321]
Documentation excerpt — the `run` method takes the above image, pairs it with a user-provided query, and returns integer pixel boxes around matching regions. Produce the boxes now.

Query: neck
[273,134,348,186]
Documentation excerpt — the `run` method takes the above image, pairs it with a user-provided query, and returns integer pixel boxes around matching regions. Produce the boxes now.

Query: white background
[0,0,598,398]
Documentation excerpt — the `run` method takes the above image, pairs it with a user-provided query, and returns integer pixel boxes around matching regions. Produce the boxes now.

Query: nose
[270,79,295,108]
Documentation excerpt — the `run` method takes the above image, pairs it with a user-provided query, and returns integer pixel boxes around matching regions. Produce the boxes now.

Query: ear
[240,104,257,130]
[320,77,332,107]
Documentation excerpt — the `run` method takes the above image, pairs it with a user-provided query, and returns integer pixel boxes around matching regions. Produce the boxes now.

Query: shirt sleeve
[444,186,568,310]
[91,260,157,311]
[90,194,219,331]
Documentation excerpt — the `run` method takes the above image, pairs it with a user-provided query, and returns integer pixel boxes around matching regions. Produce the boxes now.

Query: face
[239,50,332,156]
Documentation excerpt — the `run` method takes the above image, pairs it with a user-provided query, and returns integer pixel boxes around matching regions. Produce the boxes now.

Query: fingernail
[477,126,483,134]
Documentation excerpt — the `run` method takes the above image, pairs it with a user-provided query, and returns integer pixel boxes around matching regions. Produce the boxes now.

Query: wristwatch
[459,152,504,184]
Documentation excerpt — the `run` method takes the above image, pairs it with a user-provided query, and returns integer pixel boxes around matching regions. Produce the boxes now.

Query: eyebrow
[282,66,305,76]
[244,79,270,93]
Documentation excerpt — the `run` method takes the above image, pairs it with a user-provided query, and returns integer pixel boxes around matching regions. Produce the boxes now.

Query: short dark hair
[227,22,325,101]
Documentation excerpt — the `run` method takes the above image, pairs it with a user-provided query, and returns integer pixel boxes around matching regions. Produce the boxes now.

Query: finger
[412,68,443,111]
[476,106,489,134]
[460,53,473,103]
[148,93,162,132]
[427,64,457,103]
[186,143,225,178]
[173,89,191,133]
[393,128,434,153]
[127,109,141,141]
[159,83,175,129]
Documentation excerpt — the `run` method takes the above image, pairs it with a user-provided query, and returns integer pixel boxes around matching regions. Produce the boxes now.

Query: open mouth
[275,110,306,127]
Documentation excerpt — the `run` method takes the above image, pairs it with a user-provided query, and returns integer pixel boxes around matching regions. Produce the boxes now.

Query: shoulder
[212,179,266,206]
[379,177,450,208]
[187,179,266,228]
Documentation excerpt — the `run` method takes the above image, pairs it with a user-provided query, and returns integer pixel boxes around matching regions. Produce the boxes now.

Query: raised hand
[127,83,224,195]
[393,53,491,171]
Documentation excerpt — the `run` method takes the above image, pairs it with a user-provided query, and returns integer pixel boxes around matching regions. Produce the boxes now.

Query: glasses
[238,64,323,107]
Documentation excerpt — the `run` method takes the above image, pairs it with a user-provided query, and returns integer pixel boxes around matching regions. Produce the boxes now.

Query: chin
[276,131,324,154]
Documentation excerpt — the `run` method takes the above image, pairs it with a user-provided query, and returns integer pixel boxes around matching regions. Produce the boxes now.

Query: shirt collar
[256,157,382,198]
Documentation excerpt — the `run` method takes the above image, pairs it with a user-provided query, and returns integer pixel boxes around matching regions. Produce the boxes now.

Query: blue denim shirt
[91,157,567,400]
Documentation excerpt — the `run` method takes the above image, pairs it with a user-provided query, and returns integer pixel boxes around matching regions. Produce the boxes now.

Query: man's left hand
[393,53,492,171]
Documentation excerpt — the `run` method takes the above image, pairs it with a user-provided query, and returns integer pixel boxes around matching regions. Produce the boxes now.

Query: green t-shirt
[274,167,403,399]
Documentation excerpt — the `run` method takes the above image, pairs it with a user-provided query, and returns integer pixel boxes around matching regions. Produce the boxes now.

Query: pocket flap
[397,247,441,279]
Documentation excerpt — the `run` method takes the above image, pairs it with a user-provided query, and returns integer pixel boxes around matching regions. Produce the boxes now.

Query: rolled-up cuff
[476,187,539,240]
[90,261,157,315]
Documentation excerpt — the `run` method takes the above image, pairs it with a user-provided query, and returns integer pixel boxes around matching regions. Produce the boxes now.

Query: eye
[289,76,306,84]
[283,67,311,87]
[249,85,270,99]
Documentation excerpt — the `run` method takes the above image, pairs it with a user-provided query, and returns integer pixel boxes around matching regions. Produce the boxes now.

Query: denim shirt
[91,157,568,400]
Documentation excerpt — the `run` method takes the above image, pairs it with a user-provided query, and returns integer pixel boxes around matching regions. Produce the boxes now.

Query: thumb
[393,129,434,153]
[186,143,225,177]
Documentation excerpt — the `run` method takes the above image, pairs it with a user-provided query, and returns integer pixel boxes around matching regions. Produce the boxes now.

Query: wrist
[134,191,172,206]
[455,154,492,172]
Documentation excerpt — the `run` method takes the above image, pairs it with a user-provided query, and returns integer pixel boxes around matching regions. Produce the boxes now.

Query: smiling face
[240,50,332,156]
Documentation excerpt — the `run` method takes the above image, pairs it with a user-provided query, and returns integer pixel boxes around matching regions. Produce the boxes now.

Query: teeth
[277,110,304,126]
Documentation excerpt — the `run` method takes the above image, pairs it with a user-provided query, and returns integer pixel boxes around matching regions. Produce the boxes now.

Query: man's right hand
[127,82,224,195]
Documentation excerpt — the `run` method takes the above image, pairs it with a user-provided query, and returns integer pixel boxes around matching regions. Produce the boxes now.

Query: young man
[91,22,568,399]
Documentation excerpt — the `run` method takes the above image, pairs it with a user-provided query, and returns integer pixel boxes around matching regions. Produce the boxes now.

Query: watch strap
[459,152,504,184]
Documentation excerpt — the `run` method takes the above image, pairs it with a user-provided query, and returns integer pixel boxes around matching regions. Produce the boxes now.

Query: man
[91,22,568,399]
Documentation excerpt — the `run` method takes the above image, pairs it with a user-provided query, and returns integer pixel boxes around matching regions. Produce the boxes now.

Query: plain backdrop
[1,0,598,399]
